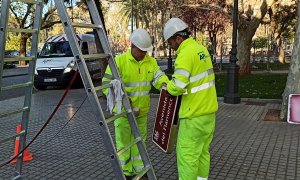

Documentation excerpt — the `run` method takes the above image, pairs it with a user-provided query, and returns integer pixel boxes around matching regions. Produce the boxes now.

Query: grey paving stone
[2,90,300,179]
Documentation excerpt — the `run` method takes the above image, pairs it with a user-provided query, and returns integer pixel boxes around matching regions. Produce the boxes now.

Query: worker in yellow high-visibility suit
[103,28,169,179]
[163,18,218,180]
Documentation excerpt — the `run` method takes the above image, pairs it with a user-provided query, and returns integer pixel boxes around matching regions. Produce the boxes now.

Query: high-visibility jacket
[167,37,218,118]
[103,49,169,116]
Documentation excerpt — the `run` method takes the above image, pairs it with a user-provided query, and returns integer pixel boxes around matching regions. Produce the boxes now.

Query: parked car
[5,50,19,57]
[3,50,19,68]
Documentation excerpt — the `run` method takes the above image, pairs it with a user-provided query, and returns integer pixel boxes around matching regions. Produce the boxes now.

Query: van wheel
[34,84,47,90]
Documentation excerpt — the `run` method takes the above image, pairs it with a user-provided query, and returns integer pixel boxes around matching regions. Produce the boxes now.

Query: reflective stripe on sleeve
[152,69,165,85]
[127,91,149,97]
[190,69,214,83]
[173,78,188,89]
[174,69,190,78]
[154,69,164,79]
[190,80,215,94]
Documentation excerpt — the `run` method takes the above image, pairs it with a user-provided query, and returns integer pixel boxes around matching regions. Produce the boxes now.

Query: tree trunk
[280,3,300,120]
[276,38,286,64]
[209,32,217,56]
[135,11,139,29]
[216,37,223,56]
[237,29,255,75]
[20,33,29,66]
[237,0,271,74]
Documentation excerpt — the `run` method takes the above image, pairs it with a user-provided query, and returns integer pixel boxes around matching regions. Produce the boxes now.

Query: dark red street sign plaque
[152,87,181,153]
[288,94,300,124]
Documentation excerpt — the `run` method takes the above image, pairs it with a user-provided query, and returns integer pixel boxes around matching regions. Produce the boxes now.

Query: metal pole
[220,40,223,71]
[167,13,173,76]
[131,0,134,32]
[223,0,241,104]
[253,41,256,63]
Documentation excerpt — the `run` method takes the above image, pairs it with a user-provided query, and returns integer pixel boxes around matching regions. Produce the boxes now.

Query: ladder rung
[0,107,29,118]
[1,82,32,91]
[4,56,35,62]
[12,0,43,4]
[83,53,110,61]
[94,83,113,92]
[117,137,142,156]
[7,28,37,34]
[132,166,150,180]
[0,130,25,145]
[106,112,127,124]
[72,22,102,29]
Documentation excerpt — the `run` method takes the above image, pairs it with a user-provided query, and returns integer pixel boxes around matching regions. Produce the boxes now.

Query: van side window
[89,42,97,54]
[81,42,89,55]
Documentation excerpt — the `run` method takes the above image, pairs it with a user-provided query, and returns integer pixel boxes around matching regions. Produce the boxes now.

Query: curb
[217,97,282,103]
[151,94,281,103]
[3,73,28,78]
[3,67,29,78]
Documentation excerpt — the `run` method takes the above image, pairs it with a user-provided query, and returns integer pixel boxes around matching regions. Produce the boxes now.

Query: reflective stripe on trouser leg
[115,116,133,176]
[197,177,208,180]
[177,113,216,180]
[132,115,147,174]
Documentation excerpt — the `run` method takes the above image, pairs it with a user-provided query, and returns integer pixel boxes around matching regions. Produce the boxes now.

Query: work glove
[165,90,175,97]
[162,83,174,97]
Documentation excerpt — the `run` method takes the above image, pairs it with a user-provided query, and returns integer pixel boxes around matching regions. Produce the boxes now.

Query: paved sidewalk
[0,89,300,179]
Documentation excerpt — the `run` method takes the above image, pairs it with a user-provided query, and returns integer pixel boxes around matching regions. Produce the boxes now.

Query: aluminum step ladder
[0,0,43,179]
[53,0,156,179]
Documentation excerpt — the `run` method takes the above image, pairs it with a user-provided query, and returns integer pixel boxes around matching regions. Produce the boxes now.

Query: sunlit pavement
[1,88,299,179]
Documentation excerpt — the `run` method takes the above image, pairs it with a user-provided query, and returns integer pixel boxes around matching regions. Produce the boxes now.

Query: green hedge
[151,73,288,99]
[216,73,287,99]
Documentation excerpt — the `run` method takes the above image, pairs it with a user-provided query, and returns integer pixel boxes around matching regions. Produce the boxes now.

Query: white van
[34,34,102,89]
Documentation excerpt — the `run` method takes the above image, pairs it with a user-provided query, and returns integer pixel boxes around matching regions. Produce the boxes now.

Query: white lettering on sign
[159,97,168,127]
[153,130,160,141]
[163,98,173,131]
[161,132,165,144]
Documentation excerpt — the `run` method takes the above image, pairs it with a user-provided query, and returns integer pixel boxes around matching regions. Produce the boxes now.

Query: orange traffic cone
[11,125,33,163]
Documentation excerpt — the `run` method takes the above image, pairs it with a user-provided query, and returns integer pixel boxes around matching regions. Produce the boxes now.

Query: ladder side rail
[84,0,120,79]
[0,0,11,93]
[85,1,156,179]
[121,94,157,179]
[53,0,125,179]
[14,1,45,178]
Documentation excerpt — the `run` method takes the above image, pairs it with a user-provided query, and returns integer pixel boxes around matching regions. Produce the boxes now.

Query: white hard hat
[163,17,188,41]
[129,28,153,51]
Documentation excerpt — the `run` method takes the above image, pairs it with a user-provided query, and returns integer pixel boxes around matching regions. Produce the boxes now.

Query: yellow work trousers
[114,115,147,176]
[177,113,216,180]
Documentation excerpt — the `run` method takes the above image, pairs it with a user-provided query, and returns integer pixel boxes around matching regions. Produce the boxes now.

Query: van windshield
[39,41,73,58]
